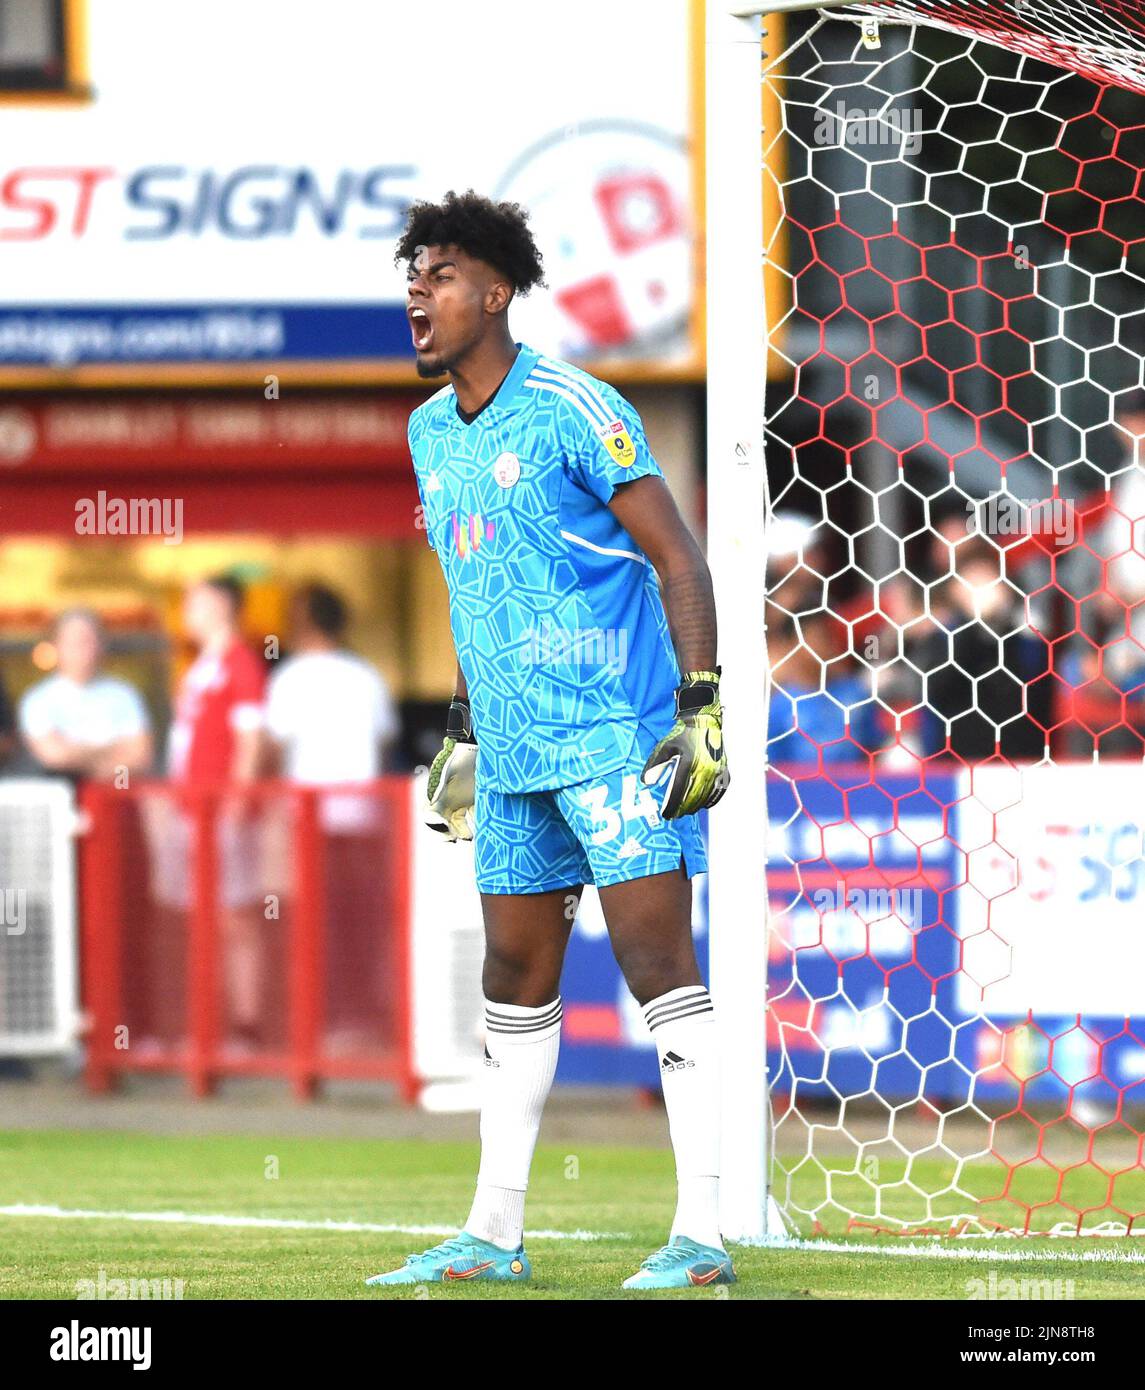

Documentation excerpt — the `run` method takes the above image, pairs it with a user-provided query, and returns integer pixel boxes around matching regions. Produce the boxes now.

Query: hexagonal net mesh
[761,5,1145,1236]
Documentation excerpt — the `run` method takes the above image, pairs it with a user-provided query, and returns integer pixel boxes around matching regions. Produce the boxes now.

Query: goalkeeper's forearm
[656,543,719,675]
[607,475,718,674]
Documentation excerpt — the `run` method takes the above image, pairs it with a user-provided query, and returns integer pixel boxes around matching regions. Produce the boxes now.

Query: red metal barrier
[79,778,416,1100]
[79,783,124,1094]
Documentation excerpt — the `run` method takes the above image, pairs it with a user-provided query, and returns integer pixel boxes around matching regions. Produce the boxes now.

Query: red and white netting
[761,1,1145,1236]
[852,1,1145,95]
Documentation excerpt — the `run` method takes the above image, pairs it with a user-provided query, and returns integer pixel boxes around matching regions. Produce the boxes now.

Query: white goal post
[704,0,773,1246]
[706,0,1145,1243]
[705,0,866,1249]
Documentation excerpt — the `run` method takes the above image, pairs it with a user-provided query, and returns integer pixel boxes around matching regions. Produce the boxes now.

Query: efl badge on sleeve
[598,419,636,468]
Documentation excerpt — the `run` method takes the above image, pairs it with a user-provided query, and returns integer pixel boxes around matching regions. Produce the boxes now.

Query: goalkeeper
[369,192,731,1292]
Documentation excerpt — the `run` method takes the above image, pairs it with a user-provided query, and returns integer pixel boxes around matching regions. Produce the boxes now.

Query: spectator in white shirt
[266,584,400,1049]
[266,584,398,794]
[19,608,152,782]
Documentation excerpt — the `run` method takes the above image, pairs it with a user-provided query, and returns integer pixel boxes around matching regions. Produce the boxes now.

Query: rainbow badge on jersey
[452,511,495,560]
[598,418,636,468]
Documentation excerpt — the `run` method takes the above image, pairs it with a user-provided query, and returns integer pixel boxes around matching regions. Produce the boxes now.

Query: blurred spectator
[266,583,399,1050]
[151,577,270,1050]
[19,608,152,783]
[767,607,880,766]
[169,578,265,788]
[265,583,398,797]
[901,536,1051,761]
[1057,403,1145,756]
[1086,400,1145,657]
[767,511,828,620]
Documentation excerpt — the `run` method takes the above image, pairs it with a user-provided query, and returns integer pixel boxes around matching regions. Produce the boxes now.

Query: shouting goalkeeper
[368,192,731,1291]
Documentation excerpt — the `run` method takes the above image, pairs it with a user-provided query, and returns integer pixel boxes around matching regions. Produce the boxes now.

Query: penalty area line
[0,1204,617,1243]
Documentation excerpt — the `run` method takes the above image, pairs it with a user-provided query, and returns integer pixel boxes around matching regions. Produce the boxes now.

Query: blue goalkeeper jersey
[409,344,680,793]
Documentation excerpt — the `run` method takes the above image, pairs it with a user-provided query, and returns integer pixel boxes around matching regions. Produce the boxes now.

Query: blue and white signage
[0,0,696,378]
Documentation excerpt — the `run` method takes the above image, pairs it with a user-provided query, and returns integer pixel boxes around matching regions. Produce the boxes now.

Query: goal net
[721,0,1145,1238]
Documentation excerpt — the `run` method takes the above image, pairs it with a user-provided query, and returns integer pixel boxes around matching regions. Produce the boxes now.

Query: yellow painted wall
[0,535,426,703]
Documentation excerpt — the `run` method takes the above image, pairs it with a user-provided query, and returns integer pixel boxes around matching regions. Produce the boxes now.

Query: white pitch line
[5,1205,1145,1264]
[0,1204,615,1243]
[745,1235,1145,1265]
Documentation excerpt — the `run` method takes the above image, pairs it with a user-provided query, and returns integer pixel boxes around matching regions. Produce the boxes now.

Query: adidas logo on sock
[661,1050,694,1072]
[483,1044,500,1068]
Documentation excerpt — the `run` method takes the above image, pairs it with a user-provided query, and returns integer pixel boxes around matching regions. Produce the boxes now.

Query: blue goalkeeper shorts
[474,753,707,895]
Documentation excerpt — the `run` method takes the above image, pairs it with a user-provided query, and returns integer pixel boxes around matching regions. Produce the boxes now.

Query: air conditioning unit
[0,780,79,1055]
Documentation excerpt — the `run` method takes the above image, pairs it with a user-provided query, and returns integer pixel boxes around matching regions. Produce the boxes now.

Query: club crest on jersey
[493,451,521,488]
[598,418,636,468]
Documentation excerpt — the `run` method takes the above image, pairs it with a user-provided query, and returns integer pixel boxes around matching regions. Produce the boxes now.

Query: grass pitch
[1,1129,1142,1299]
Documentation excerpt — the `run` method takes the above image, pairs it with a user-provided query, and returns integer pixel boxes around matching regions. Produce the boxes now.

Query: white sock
[644,985,723,1251]
[464,997,562,1251]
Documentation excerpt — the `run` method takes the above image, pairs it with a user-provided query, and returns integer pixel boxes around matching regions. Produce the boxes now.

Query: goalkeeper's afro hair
[395,190,545,297]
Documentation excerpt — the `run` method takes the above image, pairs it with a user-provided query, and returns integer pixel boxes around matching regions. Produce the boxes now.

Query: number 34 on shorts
[474,761,708,894]
[578,773,659,846]
[563,765,708,884]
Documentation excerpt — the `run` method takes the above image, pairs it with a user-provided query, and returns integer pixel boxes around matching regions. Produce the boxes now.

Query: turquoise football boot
[622,1235,736,1290]
[366,1233,531,1287]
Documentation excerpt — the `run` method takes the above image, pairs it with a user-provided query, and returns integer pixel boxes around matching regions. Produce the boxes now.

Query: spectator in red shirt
[170,577,266,787]
[169,575,269,1048]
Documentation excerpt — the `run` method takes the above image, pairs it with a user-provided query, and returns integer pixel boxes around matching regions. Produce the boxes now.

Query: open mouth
[408,306,434,353]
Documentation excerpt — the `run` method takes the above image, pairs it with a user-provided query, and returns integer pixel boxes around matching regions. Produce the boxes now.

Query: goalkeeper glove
[641,669,730,819]
[425,697,477,842]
